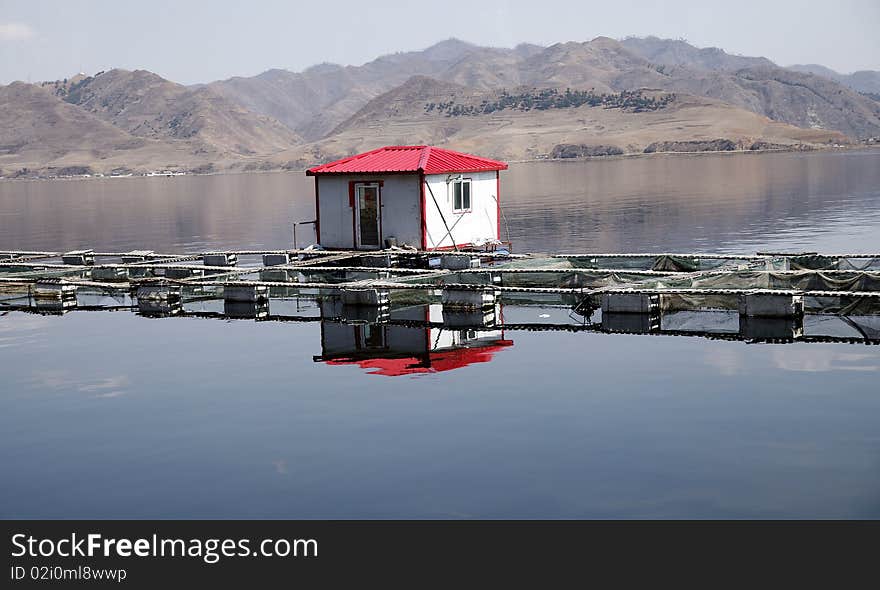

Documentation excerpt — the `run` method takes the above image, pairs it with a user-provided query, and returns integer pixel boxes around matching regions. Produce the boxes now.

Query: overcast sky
[1,0,877,85]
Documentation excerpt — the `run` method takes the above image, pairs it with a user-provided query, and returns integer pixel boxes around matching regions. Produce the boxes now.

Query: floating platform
[1,247,879,345]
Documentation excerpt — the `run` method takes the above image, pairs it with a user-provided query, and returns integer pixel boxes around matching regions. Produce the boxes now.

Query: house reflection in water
[314,303,513,376]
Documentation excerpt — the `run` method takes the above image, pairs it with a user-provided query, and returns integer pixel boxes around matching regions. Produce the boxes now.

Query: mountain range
[1,36,878,178]
[787,64,880,95]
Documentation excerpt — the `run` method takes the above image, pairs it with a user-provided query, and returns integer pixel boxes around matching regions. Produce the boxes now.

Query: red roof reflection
[325,341,514,376]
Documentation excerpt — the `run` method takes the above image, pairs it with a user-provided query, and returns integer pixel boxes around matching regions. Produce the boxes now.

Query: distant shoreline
[2,144,877,183]
[509,143,878,164]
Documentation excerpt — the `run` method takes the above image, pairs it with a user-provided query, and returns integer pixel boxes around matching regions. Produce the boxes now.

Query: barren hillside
[788,64,880,95]
[280,77,846,164]
[63,69,302,156]
[209,36,880,141]
[0,82,217,177]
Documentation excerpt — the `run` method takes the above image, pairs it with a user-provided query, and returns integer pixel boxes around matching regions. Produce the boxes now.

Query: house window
[451,179,471,212]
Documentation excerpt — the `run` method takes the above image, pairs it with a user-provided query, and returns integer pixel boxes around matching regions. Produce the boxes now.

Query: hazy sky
[1,0,878,85]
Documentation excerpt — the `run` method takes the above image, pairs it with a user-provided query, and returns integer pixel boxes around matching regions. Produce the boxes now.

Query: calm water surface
[2,150,880,518]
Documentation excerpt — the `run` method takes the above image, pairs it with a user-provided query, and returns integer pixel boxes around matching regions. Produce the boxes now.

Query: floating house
[306,145,508,250]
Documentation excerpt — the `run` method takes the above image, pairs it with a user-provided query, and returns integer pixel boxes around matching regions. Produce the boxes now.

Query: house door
[354,183,381,249]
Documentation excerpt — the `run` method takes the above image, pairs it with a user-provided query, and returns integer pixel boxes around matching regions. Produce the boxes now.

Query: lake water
[2,150,880,518]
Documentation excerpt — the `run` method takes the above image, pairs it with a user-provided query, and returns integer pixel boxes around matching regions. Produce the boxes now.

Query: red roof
[306,145,508,176]
[324,341,514,377]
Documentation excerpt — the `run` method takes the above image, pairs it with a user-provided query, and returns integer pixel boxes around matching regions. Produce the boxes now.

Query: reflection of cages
[136,283,182,317]
[739,316,804,341]
[135,283,183,317]
[660,310,739,334]
[601,312,661,334]
[320,299,390,324]
[32,298,78,313]
[442,306,497,328]
[137,298,182,317]
[32,282,78,313]
[224,284,269,303]
[341,305,390,324]
[224,300,270,319]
